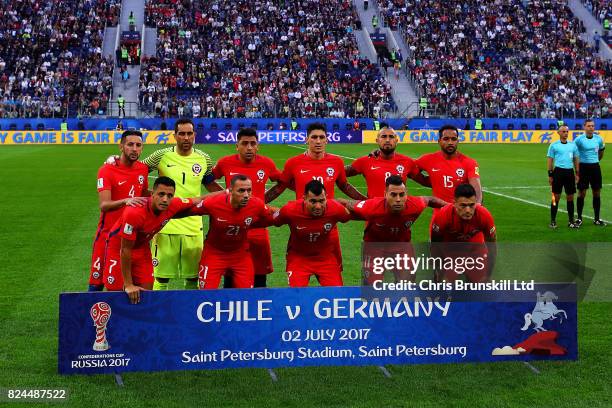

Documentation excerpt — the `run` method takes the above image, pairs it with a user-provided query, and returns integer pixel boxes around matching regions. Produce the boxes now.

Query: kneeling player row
[101,175,496,303]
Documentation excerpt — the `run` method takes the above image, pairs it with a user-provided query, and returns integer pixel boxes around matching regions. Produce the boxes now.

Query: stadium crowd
[139,0,395,119]
[582,0,611,28]
[0,0,119,118]
[379,0,612,118]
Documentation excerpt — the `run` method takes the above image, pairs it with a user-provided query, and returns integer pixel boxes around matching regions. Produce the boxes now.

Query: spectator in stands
[0,0,119,118]
[139,0,395,119]
[379,0,612,118]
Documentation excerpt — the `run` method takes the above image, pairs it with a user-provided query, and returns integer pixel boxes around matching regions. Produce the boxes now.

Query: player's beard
[380,145,395,156]
[179,140,193,152]
[444,145,457,155]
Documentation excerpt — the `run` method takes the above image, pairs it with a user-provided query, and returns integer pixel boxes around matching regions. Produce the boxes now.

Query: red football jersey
[415,151,479,203]
[273,199,351,259]
[212,154,281,200]
[280,152,347,199]
[107,197,195,251]
[351,153,419,198]
[96,161,149,234]
[352,196,427,242]
[191,193,270,251]
[431,203,496,243]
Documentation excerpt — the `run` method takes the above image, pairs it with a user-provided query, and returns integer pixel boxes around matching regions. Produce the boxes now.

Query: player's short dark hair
[385,175,404,187]
[304,180,325,196]
[174,118,195,133]
[153,176,176,190]
[584,118,595,125]
[237,127,258,141]
[230,174,250,187]
[454,183,476,199]
[120,130,143,143]
[438,124,459,139]
[307,122,327,136]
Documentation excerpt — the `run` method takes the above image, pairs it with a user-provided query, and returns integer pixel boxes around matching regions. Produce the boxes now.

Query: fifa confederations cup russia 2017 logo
[90,302,112,351]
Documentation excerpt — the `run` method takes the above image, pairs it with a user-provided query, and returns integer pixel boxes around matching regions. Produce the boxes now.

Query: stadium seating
[379,0,612,119]
[140,0,396,119]
[582,0,611,27]
[0,0,120,118]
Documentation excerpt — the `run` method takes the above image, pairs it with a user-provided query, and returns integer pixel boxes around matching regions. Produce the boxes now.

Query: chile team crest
[326,167,335,177]
[396,165,405,174]
[257,169,265,180]
[456,168,465,177]
[192,163,202,175]
[492,291,568,356]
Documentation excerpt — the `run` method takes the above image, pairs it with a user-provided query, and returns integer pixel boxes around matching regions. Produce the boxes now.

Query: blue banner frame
[58,285,577,375]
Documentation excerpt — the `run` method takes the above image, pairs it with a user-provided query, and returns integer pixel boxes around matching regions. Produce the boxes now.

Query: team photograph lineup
[89,119,607,304]
[2,0,612,403]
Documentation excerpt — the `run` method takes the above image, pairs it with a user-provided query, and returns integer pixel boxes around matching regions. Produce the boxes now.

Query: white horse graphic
[521,291,568,332]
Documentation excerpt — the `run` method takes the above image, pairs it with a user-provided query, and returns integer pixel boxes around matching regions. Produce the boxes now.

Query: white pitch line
[483,188,610,223]
[484,184,612,190]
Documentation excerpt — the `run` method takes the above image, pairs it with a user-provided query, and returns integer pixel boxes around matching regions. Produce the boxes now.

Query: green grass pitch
[0,143,610,407]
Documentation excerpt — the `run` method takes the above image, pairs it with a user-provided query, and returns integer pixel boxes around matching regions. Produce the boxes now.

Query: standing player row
[89,122,495,299]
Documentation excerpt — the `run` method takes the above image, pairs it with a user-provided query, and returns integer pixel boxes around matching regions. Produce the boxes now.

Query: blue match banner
[196,130,362,144]
[58,285,577,375]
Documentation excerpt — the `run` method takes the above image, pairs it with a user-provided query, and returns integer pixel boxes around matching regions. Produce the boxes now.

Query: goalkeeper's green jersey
[143,146,213,235]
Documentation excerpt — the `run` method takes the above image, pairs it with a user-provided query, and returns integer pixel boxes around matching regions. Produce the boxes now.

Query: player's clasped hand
[125,197,148,207]
[124,284,144,304]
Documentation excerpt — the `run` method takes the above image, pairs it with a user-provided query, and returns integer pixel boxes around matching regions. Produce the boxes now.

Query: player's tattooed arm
[204,181,224,192]
[411,171,431,187]
[202,170,224,192]
[335,198,366,219]
[422,196,448,209]
[98,190,147,212]
[265,182,287,203]
[344,164,359,177]
[335,198,357,211]
[337,180,367,200]
[121,238,143,304]
[469,177,483,204]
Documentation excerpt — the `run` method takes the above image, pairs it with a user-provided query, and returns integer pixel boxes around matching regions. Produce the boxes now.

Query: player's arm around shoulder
[421,196,448,209]
[142,147,173,173]
[345,156,365,177]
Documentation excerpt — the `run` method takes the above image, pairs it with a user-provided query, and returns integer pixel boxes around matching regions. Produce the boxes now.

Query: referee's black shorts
[577,163,602,190]
[552,167,576,195]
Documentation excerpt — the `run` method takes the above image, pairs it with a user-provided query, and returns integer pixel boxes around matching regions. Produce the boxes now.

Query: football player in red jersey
[416,124,481,206]
[104,177,207,303]
[211,128,282,287]
[188,175,276,289]
[265,122,365,271]
[265,122,366,202]
[337,175,447,283]
[270,180,352,287]
[345,126,430,198]
[89,130,149,291]
[430,183,497,283]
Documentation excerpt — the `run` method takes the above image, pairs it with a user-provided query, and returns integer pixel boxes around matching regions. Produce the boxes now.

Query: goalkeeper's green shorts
[151,233,203,279]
